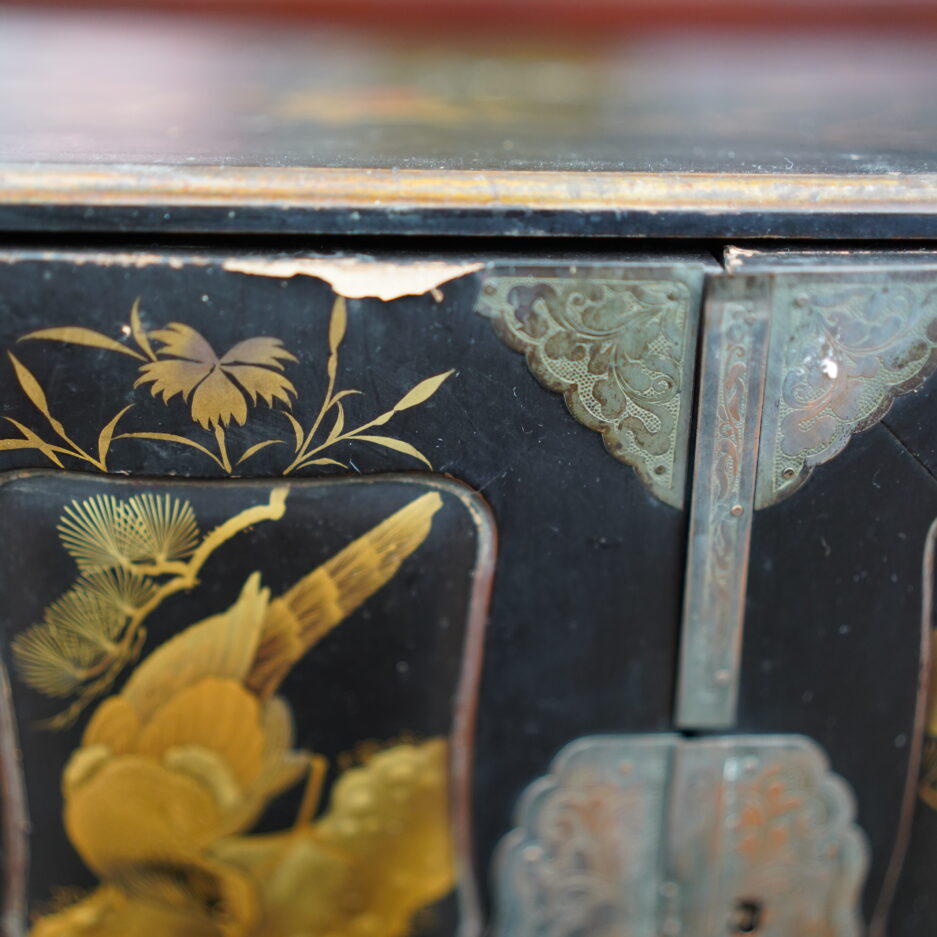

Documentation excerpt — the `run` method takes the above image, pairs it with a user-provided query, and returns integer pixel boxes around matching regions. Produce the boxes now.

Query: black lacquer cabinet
[1,10,937,937]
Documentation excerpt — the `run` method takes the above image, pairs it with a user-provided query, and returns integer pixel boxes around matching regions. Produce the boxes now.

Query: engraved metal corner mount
[494,734,868,937]
[756,277,937,508]
[476,274,699,508]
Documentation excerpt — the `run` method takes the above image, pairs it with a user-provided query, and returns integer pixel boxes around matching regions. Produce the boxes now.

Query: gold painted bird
[31,491,455,937]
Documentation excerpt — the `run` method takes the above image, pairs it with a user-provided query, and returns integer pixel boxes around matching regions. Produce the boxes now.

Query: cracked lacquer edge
[0,249,484,301]
[474,268,702,508]
[755,273,937,509]
[221,257,485,300]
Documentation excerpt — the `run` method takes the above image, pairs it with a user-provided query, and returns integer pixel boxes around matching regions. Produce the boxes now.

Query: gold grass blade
[247,491,443,697]
[129,298,156,361]
[19,326,148,361]
[96,405,133,467]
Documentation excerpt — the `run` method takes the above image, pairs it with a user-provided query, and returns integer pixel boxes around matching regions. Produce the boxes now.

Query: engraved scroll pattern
[677,290,768,730]
[495,736,868,937]
[495,737,671,937]
[759,281,937,507]
[477,277,693,507]
[725,744,868,937]
[706,300,757,689]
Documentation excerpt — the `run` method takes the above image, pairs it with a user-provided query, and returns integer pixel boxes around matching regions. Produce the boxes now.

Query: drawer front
[0,250,709,937]
[0,247,933,937]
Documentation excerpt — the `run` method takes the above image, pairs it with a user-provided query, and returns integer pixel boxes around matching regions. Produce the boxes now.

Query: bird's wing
[118,572,269,724]
[247,491,443,698]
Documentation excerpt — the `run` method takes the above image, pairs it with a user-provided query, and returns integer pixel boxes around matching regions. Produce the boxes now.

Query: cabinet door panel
[0,248,714,934]
[0,472,492,937]
[710,251,937,934]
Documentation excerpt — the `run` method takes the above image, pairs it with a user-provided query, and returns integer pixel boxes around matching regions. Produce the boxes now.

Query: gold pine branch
[17,487,289,730]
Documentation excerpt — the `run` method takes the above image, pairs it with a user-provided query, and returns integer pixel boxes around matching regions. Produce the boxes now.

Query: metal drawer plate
[495,734,868,937]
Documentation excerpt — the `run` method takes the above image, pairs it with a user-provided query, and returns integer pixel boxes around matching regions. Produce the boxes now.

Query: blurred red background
[4,0,937,34]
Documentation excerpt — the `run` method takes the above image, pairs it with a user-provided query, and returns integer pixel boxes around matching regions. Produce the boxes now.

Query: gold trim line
[2,165,937,213]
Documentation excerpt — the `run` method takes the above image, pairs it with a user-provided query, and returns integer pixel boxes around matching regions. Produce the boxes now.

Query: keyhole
[729,898,763,934]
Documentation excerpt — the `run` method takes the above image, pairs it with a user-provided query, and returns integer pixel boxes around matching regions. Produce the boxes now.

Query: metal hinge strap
[675,276,771,729]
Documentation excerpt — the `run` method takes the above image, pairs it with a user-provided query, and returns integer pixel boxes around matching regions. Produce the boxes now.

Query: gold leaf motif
[327,296,348,382]
[282,412,305,452]
[0,438,43,451]
[352,434,433,468]
[188,367,249,429]
[129,299,156,362]
[221,364,295,409]
[135,358,212,405]
[19,327,147,362]
[8,352,69,440]
[326,400,346,443]
[115,432,226,469]
[390,369,454,411]
[236,439,285,466]
[221,337,297,369]
[296,456,347,470]
[148,322,216,362]
[97,406,133,466]
[2,418,68,467]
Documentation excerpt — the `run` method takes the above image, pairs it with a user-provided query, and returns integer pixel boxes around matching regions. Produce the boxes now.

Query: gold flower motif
[135,324,297,429]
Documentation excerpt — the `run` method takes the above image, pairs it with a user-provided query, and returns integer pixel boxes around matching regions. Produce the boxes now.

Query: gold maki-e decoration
[57,492,201,572]
[13,488,288,727]
[22,489,455,937]
[1,296,452,475]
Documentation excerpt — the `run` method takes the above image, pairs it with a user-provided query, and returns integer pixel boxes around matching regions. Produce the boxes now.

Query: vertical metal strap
[675,276,771,729]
